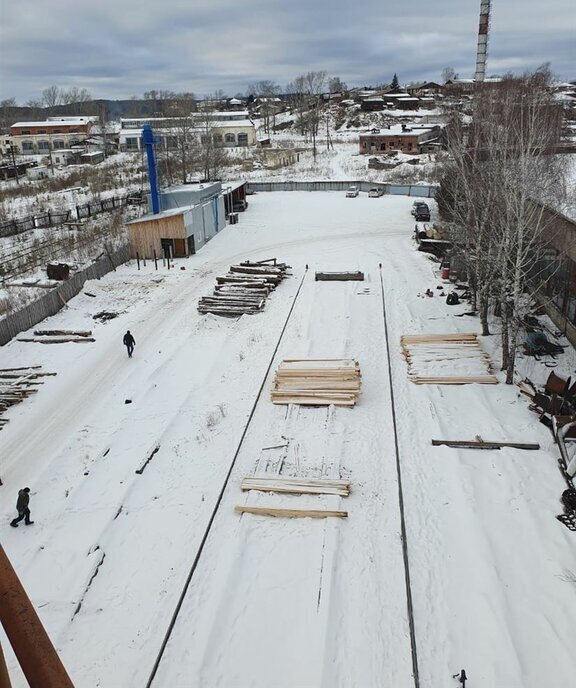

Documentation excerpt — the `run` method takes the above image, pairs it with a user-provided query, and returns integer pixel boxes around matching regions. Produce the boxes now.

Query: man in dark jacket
[10,487,34,527]
[123,330,136,358]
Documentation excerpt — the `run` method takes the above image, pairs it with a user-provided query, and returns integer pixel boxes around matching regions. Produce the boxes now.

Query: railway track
[145,263,420,687]
[145,266,309,687]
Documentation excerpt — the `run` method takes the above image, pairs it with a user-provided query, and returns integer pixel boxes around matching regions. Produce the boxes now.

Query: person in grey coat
[10,487,34,527]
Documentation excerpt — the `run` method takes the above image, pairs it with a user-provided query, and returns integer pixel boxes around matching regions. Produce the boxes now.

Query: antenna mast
[474,0,491,82]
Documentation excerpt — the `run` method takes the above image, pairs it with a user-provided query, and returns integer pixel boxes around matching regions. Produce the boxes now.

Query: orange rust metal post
[0,642,12,688]
[0,544,74,688]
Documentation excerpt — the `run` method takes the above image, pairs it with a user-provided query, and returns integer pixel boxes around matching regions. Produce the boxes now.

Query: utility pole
[8,144,19,186]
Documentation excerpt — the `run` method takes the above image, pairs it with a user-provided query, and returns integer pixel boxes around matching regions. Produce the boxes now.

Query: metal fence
[246,181,437,198]
[0,244,131,346]
[0,193,138,238]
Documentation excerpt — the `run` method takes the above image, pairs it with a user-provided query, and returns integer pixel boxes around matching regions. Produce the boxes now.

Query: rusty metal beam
[0,545,74,688]
[0,642,12,688]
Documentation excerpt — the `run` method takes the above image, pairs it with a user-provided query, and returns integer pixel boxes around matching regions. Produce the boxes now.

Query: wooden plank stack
[400,333,498,385]
[198,258,291,316]
[315,271,364,281]
[271,358,362,406]
[18,329,95,344]
[0,366,56,429]
[237,475,351,518]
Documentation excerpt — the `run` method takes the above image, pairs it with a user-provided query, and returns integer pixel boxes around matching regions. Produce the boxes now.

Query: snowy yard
[1,192,575,687]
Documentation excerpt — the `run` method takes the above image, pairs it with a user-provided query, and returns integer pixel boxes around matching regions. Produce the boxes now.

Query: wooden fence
[0,244,130,346]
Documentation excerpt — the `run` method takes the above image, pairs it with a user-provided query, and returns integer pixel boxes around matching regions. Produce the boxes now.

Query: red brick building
[359,123,444,155]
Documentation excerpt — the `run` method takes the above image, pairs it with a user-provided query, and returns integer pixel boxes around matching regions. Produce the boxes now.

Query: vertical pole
[0,545,74,688]
[0,642,12,688]
[136,252,140,270]
[154,250,158,270]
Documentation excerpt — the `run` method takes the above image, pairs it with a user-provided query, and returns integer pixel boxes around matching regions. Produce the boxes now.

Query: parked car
[411,200,429,216]
[368,187,383,198]
[346,185,359,198]
[414,206,431,222]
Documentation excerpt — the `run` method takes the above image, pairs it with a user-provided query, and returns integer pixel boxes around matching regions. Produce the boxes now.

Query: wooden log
[33,330,92,337]
[235,506,348,519]
[315,271,365,281]
[431,439,540,450]
[17,338,96,344]
[241,477,350,496]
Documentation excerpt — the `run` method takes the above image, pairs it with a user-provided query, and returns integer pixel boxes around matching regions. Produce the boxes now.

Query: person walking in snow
[10,487,34,527]
[123,330,135,358]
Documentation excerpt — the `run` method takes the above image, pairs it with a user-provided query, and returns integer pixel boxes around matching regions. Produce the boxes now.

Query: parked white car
[368,187,383,198]
[346,185,359,198]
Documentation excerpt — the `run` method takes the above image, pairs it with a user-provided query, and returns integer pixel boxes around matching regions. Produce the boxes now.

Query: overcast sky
[1,0,575,104]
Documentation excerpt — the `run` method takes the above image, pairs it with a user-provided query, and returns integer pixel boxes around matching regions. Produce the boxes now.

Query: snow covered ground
[1,192,576,687]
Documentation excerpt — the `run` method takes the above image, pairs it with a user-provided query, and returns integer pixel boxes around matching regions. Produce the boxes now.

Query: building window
[125,137,139,150]
[380,143,385,151]
[362,142,367,148]
[225,133,236,144]
[53,140,65,149]
[22,141,34,152]
[237,133,248,146]
[408,143,413,151]
[20,130,31,135]
[37,129,46,134]
[37,140,50,151]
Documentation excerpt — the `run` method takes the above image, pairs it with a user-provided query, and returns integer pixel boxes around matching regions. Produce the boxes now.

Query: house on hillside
[359,123,445,155]
[406,82,442,96]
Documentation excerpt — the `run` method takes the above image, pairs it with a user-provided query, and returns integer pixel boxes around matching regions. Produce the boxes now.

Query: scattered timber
[0,366,55,429]
[235,506,348,519]
[18,337,96,344]
[199,257,291,316]
[400,333,498,385]
[241,476,351,496]
[271,358,362,406]
[432,439,540,450]
[34,329,92,337]
[315,271,364,281]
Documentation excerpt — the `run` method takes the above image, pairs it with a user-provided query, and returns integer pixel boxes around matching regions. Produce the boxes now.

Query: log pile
[315,271,364,281]
[0,366,56,429]
[198,258,290,316]
[271,358,362,406]
[18,330,95,344]
[400,333,497,385]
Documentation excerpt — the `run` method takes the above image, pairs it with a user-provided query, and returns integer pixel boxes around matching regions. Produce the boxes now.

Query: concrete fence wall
[0,244,131,346]
[246,180,437,197]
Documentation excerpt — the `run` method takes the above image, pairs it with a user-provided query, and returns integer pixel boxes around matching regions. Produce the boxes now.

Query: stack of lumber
[18,329,95,344]
[315,271,364,281]
[237,475,351,518]
[241,476,351,496]
[198,258,291,316]
[400,333,497,385]
[271,358,362,406]
[0,366,56,428]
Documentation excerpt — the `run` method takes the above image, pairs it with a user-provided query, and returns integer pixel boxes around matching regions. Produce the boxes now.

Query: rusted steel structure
[0,544,74,688]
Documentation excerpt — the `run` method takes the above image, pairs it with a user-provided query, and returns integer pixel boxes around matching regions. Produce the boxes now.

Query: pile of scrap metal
[519,371,576,531]
[553,416,576,530]
[521,314,565,363]
[517,372,576,423]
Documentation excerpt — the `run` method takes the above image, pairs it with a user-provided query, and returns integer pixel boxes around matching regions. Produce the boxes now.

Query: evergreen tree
[391,73,399,89]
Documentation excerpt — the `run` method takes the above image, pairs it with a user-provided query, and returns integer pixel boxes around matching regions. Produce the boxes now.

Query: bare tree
[439,65,568,383]
[441,67,459,83]
[329,76,347,93]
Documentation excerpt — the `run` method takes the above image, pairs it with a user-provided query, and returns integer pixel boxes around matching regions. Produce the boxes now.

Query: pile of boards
[0,366,56,429]
[18,329,95,344]
[400,333,497,385]
[198,258,290,316]
[236,475,350,518]
[271,358,362,406]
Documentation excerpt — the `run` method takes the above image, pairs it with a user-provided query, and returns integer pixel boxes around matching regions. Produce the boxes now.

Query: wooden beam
[315,271,365,281]
[235,506,348,518]
[432,439,540,450]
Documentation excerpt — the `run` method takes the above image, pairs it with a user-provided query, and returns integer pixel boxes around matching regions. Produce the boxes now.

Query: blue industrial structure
[141,124,160,214]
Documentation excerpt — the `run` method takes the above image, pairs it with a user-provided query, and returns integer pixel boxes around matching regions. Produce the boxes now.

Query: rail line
[145,266,309,687]
[379,264,421,688]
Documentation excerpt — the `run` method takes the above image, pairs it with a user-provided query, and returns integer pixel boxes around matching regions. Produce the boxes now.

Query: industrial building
[359,123,445,155]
